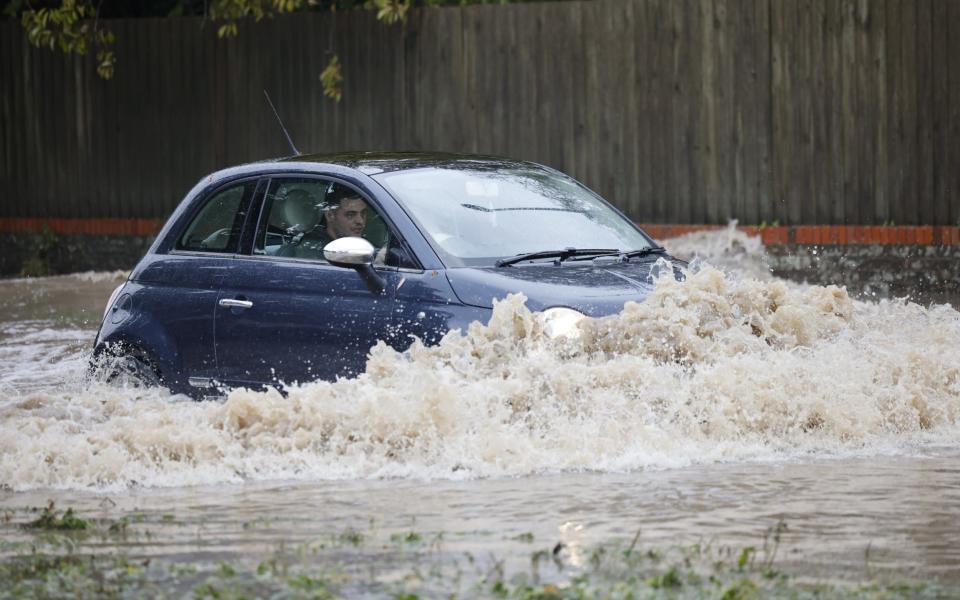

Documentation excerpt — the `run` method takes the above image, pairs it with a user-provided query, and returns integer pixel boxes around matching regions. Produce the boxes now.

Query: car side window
[176,181,255,253]
[254,178,415,268]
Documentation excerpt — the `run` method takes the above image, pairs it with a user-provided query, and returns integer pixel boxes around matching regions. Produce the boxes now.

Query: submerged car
[93,152,682,397]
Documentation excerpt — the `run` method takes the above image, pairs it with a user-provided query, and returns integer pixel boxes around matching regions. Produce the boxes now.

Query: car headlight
[103,284,125,320]
[540,307,587,339]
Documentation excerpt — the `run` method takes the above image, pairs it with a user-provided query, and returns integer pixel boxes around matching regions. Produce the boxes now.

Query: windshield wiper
[623,246,668,259]
[495,248,620,267]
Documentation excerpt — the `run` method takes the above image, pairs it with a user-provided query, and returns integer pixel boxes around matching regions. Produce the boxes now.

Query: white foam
[662,221,773,281]
[1,262,957,491]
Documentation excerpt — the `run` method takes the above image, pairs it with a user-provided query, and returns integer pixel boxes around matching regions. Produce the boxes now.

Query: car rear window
[176,181,256,253]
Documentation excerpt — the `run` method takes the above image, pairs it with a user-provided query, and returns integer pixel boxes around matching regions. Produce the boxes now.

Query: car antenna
[263,89,300,156]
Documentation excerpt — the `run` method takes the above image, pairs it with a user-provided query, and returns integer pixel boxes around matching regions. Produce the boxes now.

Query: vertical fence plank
[914,0,934,226]
[136,18,155,218]
[770,0,790,224]
[792,0,811,226]
[949,0,960,227]
[3,24,21,216]
[556,1,579,173]
[465,6,488,155]
[583,0,634,207]
[884,0,901,226]
[731,0,750,223]
[863,0,885,226]
[50,38,68,217]
[0,24,10,198]
[670,0,696,223]
[12,25,29,217]
[825,0,845,224]
[567,2,588,186]
[116,18,134,218]
[896,0,917,225]
[249,17,265,157]
[931,0,950,226]
[632,0,655,221]
[35,35,51,218]
[809,0,823,224]
[113,19,132,218]
[181,16,199,211]
[686,0,705,223]
[26,32,46,218]
[615,0,638,212]
[701,0,723,224]
[809,0,829,225]
[754,0,772,227]
[839,0,858,224]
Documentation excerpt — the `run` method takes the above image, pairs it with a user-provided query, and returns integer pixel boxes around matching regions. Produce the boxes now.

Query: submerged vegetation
[0,505,956,599]
[24,502,90,531]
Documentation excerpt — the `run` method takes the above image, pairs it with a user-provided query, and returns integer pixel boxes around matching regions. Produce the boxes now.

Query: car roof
[277,151,536,174]
[200,151,550,188]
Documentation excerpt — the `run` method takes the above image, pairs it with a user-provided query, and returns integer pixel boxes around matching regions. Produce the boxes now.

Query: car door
[213,175,403,389]
[127,178,261,393]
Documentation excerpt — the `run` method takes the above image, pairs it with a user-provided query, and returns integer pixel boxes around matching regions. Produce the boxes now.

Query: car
[92,152,683,397]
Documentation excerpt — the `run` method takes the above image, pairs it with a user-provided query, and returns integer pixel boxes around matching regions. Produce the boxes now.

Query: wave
[1,263,958,491]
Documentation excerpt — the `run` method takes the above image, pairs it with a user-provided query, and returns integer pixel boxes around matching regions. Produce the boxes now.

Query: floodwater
[1,230,959,595]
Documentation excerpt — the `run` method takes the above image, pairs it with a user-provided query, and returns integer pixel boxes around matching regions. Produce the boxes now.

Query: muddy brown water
[1,234,959,591]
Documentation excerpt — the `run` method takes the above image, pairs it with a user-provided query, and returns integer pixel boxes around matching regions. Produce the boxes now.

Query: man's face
[326,197,367,239]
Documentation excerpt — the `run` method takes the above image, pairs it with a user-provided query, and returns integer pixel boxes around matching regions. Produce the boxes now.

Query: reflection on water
[0,237,958,586]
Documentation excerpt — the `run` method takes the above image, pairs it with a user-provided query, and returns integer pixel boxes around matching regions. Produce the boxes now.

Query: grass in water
[1,508,957,599]
[24,502,90,532]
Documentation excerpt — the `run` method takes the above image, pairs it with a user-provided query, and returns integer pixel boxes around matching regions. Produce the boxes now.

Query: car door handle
[219,298,253,309]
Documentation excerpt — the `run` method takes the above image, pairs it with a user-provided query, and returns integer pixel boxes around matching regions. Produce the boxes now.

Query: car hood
[444,259,681,317]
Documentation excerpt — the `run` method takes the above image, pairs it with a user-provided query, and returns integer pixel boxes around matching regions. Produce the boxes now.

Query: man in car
[323,187,368,241]
[300,185,369,248]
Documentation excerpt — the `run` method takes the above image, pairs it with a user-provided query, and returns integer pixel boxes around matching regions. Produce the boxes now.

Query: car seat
[275,190,321,258]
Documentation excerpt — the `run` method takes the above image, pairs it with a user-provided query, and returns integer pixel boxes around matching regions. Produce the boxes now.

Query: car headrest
[282,190,319,233]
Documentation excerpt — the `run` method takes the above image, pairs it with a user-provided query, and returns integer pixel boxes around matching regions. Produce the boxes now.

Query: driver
[304,186,368,247]
[325,188,368,241]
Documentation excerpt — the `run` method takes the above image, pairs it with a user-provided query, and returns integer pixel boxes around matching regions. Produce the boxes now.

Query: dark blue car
[93,153,681,397]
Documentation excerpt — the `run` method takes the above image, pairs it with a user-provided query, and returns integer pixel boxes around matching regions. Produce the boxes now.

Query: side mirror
[323,237,386,295]
[323,236,375,266]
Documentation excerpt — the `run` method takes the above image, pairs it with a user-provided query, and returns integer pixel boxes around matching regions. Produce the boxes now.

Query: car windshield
[374,166,653,267]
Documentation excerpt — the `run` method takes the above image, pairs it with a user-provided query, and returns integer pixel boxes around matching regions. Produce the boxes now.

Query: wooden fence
[1,0,958,225]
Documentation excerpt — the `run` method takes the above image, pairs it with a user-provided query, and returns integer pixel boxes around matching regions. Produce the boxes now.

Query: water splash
[662,222,772,280]
[1,263,958,491]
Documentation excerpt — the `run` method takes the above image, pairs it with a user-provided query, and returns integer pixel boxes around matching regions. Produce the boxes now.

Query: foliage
[319,52,343,102]
[208,0,318,39]
[10,0,517,99]
[370,0,410,24]
[19,0,115,78]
